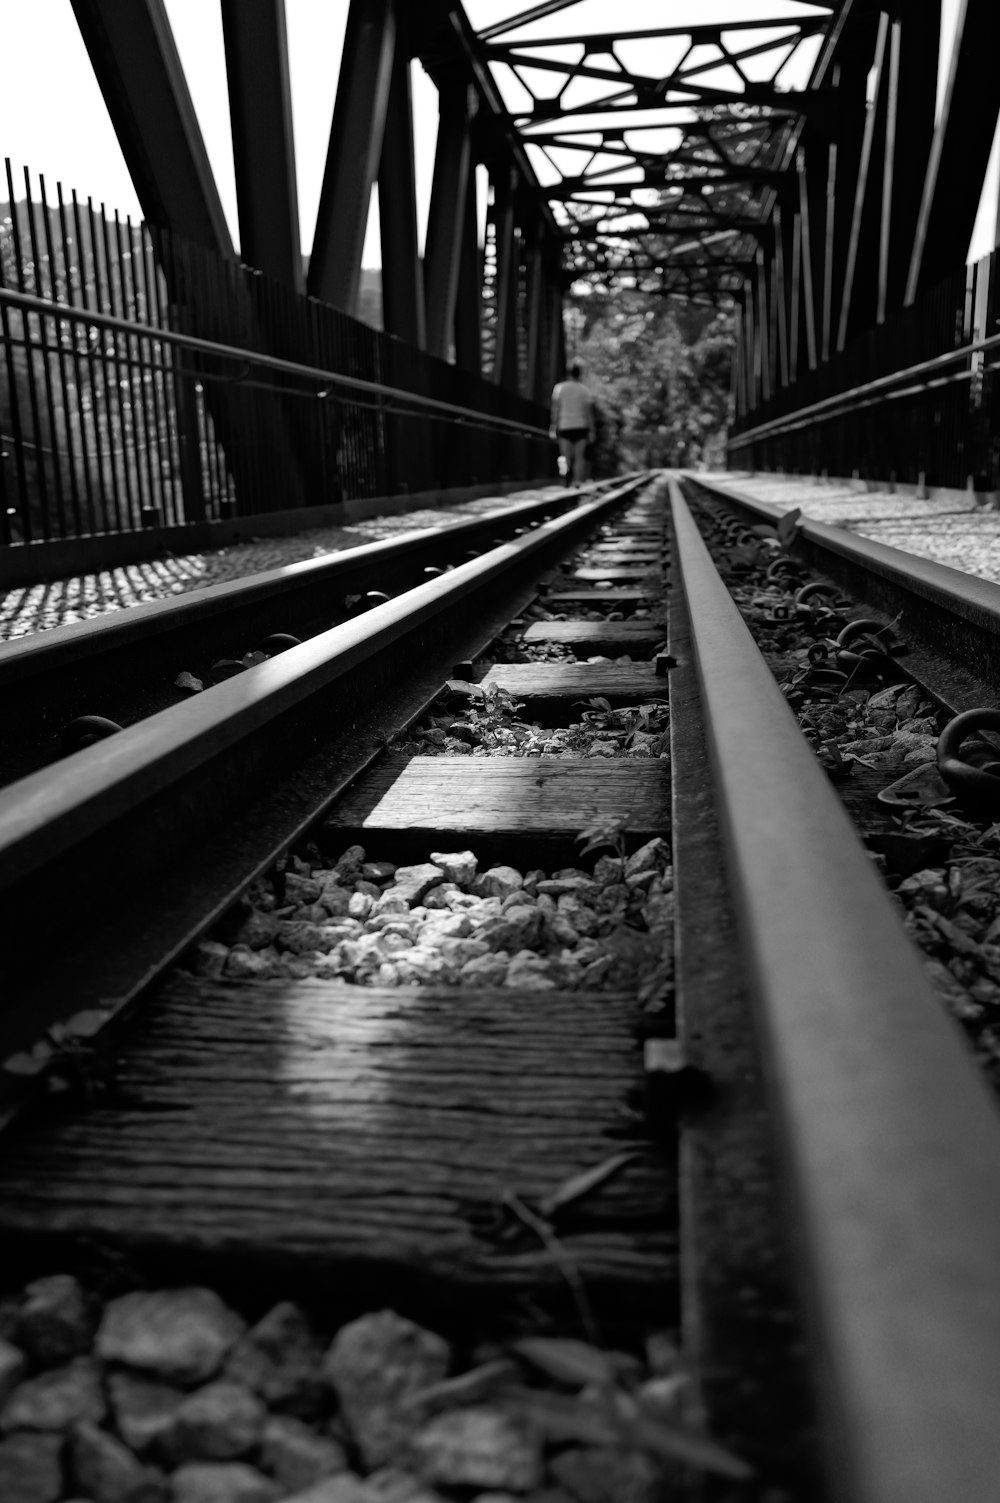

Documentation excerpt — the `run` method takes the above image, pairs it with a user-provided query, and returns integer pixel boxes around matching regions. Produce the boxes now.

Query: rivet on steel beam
[62,715,124,754]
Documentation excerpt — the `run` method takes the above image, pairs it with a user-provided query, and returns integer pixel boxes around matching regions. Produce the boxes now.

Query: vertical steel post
[827,40,872,351]
[837,12,891,348]
[454,163,483,375]
[378,23,426,347]
[789,211,802,384]
[424,80,475,361]
[756,247,771,404]
[796,150,818,372]
[525,225,546,403]
[772,205,790,388]
[309,0,396,314]
[492,166,521,392]
[545,272,564,397]
[906,0,1000,302]
[882,3,938,312]
[221,0,304,293]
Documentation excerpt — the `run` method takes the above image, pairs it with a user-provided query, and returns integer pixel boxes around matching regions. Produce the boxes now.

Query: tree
[567,286,734,472]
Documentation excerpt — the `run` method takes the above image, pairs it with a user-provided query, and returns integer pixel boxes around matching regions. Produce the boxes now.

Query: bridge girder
[63,0,1000,403]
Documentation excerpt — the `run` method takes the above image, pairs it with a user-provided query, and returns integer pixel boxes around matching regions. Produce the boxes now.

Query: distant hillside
[2,198,386,334]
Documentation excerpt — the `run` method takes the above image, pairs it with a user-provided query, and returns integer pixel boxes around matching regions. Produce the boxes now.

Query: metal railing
[728,249,1000,490]
[0,161,550,547]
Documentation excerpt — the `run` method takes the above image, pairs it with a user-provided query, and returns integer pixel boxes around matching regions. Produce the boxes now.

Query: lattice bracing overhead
[465,0,843,296]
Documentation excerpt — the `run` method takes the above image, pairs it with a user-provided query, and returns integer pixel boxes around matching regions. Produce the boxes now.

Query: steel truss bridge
[2,0,1000,568]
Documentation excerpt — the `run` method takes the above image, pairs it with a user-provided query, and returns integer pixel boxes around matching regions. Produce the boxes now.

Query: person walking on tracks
[550,361,595,486]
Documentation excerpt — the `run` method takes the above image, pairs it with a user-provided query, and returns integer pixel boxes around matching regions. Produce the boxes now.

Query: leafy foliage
[568,289,733,471]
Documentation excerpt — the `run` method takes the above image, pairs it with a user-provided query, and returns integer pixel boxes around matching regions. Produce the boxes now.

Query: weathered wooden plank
[326,755,669,860]
[0,979,676,1291]
[582,549,662,562]
[544,589,658,607]
[572,566,661,583]
[482,663,668,723]
[521,621,665,655]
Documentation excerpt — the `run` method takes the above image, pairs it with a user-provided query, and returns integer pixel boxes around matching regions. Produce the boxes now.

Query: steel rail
[0,481,634,788]
[0,286,549,439]
[669,475,1000,1503]
[0,476,648,1083]
[684,472,1000,707]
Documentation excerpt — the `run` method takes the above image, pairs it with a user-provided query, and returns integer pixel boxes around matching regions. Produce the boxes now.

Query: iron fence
[728,250,1000,491]
[0,161,550,548]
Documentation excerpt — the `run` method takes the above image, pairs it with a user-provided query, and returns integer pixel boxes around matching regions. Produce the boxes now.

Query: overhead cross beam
[465,1,844,299]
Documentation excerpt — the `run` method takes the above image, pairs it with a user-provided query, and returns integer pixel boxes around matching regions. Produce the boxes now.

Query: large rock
[322,1311,451,1470]
[386,866,446,906]
[548,1446,660,1503]
[482,907,543,953]
[170,1461,279,1503]
[408,1406,542,1493]
[69,1420,167,1503]
[459,953,510,986]
[228,910,281,951]
[316,882,351,919]
[504,951,558,991]
[107,1370,185,1457]
[623,837,668,881]
[362,1468,447,1502]
[16,1276,95,1367]
[258,1415,347,1491]
[281,1477,375,1503]
[333,846,366,881]
[477,867,523,899]
[0,1338,25,1404]
[1,1358,106,1431]
[0,1431,63,1503]
[224,1303,325,1417]
[224,948,279,981]
[417,912,471,942]
[428,852,477,886]
[97,1290,245,1388]
[169,1381,264,1462]
[283,874,323,906]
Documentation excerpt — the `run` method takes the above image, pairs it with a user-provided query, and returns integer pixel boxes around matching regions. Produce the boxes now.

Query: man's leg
[557,436,572,479]
[571,437,587,485]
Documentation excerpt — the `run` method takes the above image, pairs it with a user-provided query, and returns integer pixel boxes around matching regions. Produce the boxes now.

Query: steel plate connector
[937,709,1000,814]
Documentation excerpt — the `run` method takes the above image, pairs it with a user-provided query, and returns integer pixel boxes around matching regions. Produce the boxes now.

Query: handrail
[0,285,550,441]
[728,324,1000,447]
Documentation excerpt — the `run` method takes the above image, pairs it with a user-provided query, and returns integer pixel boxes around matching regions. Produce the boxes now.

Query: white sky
[0,0,997,267]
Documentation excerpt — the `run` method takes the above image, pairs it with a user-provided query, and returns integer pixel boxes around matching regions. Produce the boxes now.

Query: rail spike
[937,709,1000,814]
[61,716,124,755]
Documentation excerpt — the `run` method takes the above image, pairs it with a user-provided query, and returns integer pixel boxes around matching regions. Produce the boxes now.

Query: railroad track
[3,470,1000,1502]
[0,479,635,790]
